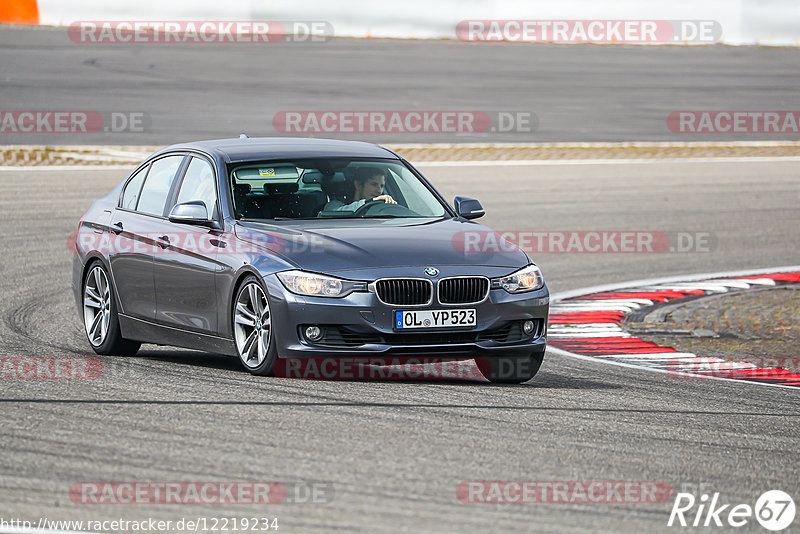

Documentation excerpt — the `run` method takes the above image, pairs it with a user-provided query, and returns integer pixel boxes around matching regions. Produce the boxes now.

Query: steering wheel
[353,199,416,217]
[352,199,385,216]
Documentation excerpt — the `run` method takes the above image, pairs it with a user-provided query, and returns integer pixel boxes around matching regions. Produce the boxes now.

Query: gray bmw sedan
[73,137,549,383]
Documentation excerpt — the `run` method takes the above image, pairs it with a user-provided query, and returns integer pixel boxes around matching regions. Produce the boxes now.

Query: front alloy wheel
[234,276,277,375]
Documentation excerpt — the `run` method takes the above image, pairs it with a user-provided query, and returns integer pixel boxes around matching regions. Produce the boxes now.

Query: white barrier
[31,0,800,46]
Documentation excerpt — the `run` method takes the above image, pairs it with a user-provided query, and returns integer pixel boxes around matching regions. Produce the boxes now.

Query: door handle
[157,235,170,248]
[209,239,226,248]
[111,222,123,234]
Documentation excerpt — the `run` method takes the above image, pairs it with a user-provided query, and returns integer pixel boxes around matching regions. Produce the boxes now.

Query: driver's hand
[373,194,397,204]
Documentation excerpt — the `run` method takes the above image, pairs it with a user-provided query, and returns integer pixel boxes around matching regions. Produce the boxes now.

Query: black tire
[82,260,141,356]
[232,275,278,376]
[478,350,544,384]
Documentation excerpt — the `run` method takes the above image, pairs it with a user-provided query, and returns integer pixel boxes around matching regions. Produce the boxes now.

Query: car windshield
[229,158,448,220]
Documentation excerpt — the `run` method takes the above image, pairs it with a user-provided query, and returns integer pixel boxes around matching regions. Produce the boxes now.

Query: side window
[136,155,184,216]
[120,164,149,210]
[175,157,217,219]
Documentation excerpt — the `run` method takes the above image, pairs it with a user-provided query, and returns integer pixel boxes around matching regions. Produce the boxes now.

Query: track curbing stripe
[548,266,800,389]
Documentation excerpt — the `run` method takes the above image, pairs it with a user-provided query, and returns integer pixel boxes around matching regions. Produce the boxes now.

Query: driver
[330,167,397,211]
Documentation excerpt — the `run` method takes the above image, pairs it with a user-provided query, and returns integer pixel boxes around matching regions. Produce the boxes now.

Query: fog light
[523,320,536,336]
[305,325,323,342]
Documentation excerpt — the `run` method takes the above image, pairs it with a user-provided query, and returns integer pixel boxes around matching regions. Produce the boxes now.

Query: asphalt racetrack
[2,25,800,144]
[1,160,799,532]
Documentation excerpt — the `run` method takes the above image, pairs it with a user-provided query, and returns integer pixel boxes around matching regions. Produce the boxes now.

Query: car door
[108,155,185,320]
[152,155,224,334]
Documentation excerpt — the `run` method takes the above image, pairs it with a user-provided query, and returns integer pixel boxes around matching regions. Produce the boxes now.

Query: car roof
[159,137,400,163]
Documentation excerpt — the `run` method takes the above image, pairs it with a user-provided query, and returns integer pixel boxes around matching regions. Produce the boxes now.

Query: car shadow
[134,348,241,372]
[130,349,619,390]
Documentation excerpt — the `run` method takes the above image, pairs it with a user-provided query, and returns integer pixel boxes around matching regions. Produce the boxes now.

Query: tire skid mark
[3,292,86,356]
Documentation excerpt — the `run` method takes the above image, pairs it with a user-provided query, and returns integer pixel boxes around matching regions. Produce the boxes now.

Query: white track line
[417,156,800,167]
[550,266,800,303]
[389,141,800,149]
[547,347,799,391]
[3,155,800,171]
[3,141,799,151]
[0,165,134,171]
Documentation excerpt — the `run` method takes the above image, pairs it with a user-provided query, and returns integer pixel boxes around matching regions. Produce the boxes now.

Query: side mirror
[168,201,217,227]
[454,196,485,220]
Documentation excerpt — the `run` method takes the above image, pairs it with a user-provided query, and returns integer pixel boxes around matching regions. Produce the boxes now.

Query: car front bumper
[263,274,549,359]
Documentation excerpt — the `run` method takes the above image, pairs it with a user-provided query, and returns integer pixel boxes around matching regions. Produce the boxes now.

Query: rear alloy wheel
[82,261,141,356]
[233,276,277,375]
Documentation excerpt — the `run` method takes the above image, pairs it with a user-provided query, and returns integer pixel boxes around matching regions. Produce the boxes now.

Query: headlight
[277,270,365,298]
[492,264,544,293]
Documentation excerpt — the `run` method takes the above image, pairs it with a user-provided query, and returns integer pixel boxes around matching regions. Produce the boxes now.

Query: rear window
[234,164,300,190]
[120,164,149,210]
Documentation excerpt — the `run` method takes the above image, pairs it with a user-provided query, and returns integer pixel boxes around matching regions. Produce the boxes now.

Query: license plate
[394,309,476,329]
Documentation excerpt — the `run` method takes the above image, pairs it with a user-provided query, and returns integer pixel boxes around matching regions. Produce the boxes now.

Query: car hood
[234,218,530,277]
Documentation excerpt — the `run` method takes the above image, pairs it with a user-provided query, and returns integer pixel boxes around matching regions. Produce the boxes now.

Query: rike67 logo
[668,490,796,531]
